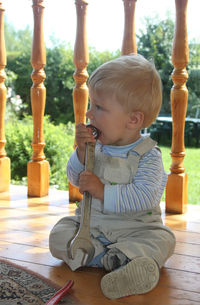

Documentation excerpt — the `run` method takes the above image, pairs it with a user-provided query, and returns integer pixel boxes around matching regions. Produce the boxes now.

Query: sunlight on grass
[160,146,200,205]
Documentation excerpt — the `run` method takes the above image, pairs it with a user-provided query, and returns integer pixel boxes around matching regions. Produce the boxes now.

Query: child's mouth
[86,124,101,140]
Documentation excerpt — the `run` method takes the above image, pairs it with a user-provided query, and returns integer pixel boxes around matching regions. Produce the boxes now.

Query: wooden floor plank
[173,230,200,244]
[175,241,200,257]
[164,219,200,232]
[164,253,200,273]
[0,185,200,305]
[160,268,200,293]
[1,257,200,305]
[2,240,200,276]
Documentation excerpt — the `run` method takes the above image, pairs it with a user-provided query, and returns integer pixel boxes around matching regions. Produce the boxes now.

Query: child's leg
[100,228,175,299]
[49,216,83,270]
[102,227,176,270]
[49,216,105,271]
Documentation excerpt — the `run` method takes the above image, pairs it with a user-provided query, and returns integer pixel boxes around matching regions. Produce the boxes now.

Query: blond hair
[88,54,162,128]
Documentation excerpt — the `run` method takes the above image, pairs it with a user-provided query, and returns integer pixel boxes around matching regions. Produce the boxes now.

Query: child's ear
[127,111,144,129]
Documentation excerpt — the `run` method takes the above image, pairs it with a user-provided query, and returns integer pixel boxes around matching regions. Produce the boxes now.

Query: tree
[88,47,120,76]
[187,41,200,118]
[45,45,75,124]
[5,20,32,55]
[137,16,174,114]
[189,40,200,69]
[6,44,75,123]
[5,20,33,118]
[7,51,32,117]
[44,46,120,124]
[187,69,200,117]
[5,16,200,122]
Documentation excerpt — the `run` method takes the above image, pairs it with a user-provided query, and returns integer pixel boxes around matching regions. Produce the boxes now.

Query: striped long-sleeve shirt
[67,136,168,214]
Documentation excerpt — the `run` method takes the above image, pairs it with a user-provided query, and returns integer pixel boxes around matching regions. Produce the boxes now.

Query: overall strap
[132,137,157,157]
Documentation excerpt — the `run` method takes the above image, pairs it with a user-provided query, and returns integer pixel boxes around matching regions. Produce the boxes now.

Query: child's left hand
[79,170,104,201]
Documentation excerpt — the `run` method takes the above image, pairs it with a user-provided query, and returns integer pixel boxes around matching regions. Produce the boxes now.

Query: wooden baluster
[0,1,10,192]
[27,0,49,197]
[166,0,189,214]
[69,0,89,202]
[121,0,137,55]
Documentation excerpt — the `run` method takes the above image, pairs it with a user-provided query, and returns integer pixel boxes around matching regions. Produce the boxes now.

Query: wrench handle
[78,191,92,235]
[85,142,95,171]
[78,142,95,233]
[68,129,98,262]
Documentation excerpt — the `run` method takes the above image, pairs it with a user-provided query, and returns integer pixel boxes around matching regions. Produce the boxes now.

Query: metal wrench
[68,125,99,266]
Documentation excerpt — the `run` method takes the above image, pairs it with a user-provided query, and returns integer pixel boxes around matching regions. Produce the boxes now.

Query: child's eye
[95,104,102,110]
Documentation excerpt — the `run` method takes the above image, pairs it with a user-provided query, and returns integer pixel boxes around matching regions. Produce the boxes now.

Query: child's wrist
[76,147,85,165]
[97,184,104,201]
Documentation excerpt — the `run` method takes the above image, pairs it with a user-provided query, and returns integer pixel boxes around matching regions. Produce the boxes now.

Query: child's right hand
[75,123,96,164]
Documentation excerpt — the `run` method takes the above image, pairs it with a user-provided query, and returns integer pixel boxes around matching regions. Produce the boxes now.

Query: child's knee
[49,219,78,258]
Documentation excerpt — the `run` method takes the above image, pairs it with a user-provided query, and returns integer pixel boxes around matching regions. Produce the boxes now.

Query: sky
[4,0,200,52]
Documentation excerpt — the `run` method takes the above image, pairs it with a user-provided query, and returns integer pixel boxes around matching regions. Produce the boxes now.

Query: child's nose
[86,108,93,119]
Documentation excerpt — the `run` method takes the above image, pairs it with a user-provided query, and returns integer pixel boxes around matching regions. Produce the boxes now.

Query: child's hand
[75,123,96,164]
[79,170,104,201]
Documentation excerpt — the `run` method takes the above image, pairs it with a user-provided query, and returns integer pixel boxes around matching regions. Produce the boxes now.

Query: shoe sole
[101,256,160,299]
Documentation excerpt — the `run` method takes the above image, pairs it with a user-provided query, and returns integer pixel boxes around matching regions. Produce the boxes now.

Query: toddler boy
[49,54,176,299]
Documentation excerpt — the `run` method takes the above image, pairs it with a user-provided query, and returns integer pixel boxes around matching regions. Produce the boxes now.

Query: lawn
[160,146,200,204]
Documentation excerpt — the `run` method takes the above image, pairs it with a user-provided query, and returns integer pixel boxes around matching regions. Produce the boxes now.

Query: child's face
[86,91,132,146]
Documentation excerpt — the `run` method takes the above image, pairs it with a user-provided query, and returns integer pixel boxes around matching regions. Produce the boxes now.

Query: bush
[5,116,75,189]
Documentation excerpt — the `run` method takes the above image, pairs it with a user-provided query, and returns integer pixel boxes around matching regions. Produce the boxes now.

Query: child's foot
[100,256,160,299]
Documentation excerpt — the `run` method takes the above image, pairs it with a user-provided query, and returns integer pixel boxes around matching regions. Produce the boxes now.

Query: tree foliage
[4,16,200,123]
[5,20,32,56]
[189,41,200,69]
[45,45,75,123]
[137,16,174,114]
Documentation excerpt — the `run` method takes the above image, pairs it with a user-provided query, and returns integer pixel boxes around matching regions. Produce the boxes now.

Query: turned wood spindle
[69,0,89,202]
[0,0,10,192]
[27,0,49,197]
[73,0,89,126]
[121,0,137,55]
[165,0,189,214]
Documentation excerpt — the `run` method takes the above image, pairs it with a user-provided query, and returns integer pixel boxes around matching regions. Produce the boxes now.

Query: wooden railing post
[69,0,89,202]
[27,0,49,197]
[0,0,10,192]
[121,0,137,55]
[165,0,189,213]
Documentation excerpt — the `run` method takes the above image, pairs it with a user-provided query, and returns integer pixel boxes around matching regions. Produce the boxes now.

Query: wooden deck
[0,185,200,305]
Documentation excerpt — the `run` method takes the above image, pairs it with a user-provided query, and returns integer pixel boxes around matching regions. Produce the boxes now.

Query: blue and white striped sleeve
[103,148,168,214]
[66,148,84,187]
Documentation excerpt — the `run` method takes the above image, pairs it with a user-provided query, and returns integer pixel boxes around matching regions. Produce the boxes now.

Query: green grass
[160,146,200,204]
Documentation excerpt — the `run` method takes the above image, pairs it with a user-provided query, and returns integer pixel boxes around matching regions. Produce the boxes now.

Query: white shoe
[101,256,160,299]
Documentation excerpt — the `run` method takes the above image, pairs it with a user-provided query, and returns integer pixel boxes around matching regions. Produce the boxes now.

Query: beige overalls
[49,137,176,271]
